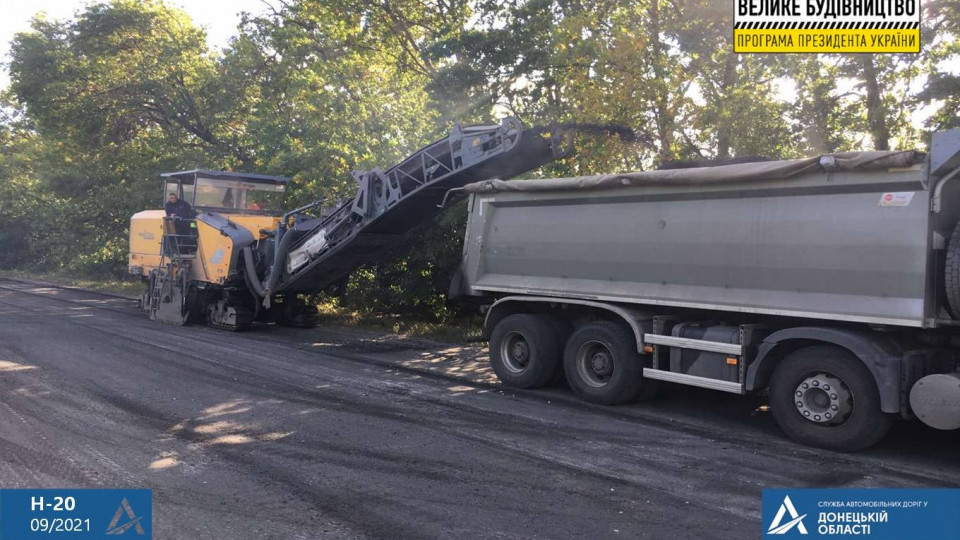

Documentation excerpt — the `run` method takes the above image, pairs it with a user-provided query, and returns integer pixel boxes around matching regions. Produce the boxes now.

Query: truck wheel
[563,321,644,405]
[945,220,960,318]
[769,345,891,452]
[489,314,563,389]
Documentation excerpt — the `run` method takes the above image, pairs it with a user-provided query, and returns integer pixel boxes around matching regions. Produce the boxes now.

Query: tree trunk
[648,0,674,163]
[860,55,889,150]
[716,52,739,160]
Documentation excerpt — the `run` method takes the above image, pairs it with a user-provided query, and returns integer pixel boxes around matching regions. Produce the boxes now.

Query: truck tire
[769,345,891,452]
[563,321,644,405]
[489,314,563,389]
[945,220,960,318]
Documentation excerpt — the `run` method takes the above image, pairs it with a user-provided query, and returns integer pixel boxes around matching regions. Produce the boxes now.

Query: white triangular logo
[767,495,808,535]
[106,498,145,536]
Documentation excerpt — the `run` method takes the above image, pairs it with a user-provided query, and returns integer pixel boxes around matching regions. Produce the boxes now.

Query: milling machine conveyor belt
[265,117,562,295]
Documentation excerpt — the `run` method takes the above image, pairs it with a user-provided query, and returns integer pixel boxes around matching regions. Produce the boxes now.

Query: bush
[339,202,468,322]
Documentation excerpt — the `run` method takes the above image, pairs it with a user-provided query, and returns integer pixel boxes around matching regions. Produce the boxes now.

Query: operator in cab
[164,192,196,220]
[164,192,196,235]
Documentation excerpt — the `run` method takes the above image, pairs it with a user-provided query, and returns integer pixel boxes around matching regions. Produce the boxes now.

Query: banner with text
[735,0,921,53]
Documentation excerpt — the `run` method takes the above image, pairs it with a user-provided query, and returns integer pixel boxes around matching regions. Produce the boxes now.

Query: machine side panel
[128,210,165,277]
[193,213,255,285]
[195,221,231,284]
[228,215,281,240]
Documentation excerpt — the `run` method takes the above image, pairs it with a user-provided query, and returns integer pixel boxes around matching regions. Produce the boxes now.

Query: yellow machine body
[194,214,279,284]
[128,211,279,282]
[128,210,166,278]
[127,210,280,285]
[130,169,315,331]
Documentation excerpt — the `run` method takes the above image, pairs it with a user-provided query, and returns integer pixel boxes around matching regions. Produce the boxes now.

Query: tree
[232,0,470,203]
[6,0,233,275]
[10,1,245,173]
[916,0,960,132]
[673,0,797,159]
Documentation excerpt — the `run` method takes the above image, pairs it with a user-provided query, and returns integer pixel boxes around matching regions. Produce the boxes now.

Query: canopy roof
[161,169,290,185]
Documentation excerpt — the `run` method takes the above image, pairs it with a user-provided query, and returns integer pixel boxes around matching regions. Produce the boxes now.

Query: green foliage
[341,204,468,322]
[916,0,960,133]
[0,0,956,319]
[9,0,242,169]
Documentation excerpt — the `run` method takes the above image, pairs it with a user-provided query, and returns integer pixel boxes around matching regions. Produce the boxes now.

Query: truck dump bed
[457,150,953,328]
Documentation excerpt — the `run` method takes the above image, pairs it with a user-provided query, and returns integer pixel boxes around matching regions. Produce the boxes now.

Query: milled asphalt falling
[0,278,957,539]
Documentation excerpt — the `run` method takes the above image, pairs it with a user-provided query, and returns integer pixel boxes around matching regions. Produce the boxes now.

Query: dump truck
[129,118,563,330]
[450,129,960,451]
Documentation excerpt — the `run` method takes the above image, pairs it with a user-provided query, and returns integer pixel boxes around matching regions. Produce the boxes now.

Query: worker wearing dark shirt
[164,193,196,219]
[164,192,196,238]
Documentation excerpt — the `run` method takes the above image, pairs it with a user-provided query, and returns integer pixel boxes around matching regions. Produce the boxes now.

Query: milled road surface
[0,278,958,539]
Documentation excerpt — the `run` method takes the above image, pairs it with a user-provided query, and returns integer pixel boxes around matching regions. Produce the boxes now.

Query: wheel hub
[512,342,529,362]
[793,373,852,424]
[576,341,614,388]
[500,332,531,373]
[590,352,612,376]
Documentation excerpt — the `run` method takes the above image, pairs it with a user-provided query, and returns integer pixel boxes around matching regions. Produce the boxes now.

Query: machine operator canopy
[161,169,290,215]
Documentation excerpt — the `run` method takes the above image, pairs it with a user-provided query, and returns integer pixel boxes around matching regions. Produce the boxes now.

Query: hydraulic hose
[242,246,266,298]
[240,251,262,320]
[260,226,300,304]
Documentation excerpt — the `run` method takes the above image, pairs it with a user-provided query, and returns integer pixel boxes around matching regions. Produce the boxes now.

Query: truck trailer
[452,129,960,451]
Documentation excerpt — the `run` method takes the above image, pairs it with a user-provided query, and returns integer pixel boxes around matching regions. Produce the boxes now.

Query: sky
[0,0,269,87]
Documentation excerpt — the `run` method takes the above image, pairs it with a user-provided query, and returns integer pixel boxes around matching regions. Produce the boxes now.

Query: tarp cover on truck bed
[462,150,925,193]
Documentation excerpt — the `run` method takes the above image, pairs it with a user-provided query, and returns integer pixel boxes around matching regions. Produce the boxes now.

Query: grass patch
[315,301,483,344]
[0,269,144,298]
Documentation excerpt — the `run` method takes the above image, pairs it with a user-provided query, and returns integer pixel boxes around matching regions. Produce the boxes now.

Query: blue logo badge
[0,489,152,540]
[763,488,960,539]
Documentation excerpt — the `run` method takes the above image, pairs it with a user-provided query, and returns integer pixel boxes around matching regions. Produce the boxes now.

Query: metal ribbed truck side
[460,166,932,327]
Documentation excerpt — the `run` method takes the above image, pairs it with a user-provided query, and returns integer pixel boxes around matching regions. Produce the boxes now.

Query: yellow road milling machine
[128,118,564,330]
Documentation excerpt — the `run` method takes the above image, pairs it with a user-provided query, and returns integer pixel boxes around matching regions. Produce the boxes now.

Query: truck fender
[745,326,903,413]
[483,296,650,353]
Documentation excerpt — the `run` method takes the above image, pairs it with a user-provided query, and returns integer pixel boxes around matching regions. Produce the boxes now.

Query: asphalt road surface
[0,278,958,539]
